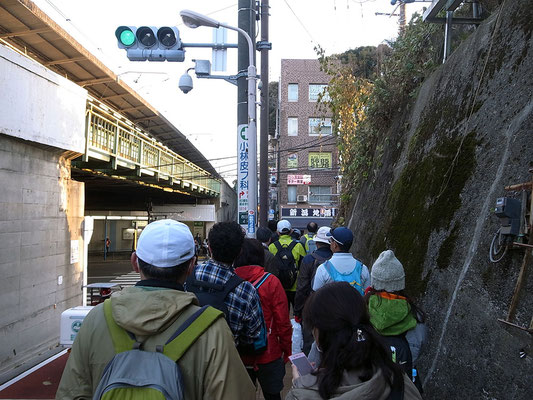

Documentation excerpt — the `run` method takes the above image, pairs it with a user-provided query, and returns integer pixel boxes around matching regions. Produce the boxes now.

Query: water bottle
[291,318,303,354]
[412,368,417,383]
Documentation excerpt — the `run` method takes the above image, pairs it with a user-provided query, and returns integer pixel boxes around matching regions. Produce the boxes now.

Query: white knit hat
[371,250,405,292]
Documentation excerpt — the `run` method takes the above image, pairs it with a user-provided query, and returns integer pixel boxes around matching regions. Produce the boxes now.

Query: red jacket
[235,265,292,366]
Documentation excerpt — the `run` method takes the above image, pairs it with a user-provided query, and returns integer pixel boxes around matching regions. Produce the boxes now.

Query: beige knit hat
[371,250,405,292]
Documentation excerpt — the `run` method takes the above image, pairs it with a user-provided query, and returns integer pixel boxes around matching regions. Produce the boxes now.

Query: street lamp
[180,10,258,236]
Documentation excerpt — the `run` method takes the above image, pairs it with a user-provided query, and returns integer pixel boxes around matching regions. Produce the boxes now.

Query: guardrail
[82,100,220,196]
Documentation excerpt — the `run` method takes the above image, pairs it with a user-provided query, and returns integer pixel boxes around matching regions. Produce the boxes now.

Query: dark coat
[294,246,332,318]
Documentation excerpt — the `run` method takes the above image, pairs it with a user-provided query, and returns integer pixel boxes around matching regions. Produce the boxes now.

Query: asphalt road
[87,254,210,284]
[88,256,133,284]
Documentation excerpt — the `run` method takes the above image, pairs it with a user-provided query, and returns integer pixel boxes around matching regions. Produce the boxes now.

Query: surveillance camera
[179,73,193,94]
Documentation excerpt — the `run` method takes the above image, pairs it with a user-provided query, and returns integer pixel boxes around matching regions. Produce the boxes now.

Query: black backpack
[185,273,243,318]
[381,334,413,379]
[273,240,298,289]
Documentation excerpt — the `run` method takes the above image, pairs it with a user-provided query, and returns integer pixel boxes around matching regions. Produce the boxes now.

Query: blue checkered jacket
[190,259,264,346]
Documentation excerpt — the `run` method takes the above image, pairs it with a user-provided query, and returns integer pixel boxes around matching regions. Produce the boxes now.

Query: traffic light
[115,26,185,62]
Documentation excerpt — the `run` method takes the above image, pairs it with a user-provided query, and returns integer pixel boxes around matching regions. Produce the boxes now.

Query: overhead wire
[282,0,316,44]
[144,134,337,172]
[213,136,340,177]
[180,136,339,180]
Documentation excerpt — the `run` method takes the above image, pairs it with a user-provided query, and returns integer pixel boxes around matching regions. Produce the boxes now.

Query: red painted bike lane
[0,350,69,399]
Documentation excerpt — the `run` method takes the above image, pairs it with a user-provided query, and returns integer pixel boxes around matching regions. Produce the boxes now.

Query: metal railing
[84,100,220,195]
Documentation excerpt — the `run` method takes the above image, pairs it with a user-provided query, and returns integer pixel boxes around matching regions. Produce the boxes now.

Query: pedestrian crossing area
[86,258,208,305]
[109,271,141,287]
[85,272,140,305]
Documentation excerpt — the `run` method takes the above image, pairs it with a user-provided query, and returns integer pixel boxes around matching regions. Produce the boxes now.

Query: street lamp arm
[179,8,258,236]
[218,22,254,68]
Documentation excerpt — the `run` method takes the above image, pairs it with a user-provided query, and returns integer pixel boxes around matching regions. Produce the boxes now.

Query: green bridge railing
[80,99,220,196]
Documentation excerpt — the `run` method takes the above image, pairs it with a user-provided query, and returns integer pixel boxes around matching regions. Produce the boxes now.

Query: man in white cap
[57,219,255,399]
[269,220,306,312]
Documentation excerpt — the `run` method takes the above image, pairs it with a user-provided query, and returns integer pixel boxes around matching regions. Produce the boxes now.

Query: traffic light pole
[178,8,257,235]
[238,0,257,235]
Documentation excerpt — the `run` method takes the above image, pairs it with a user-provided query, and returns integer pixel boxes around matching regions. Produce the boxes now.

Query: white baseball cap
[277,220,291,233]
[314,226,331,244]
[136,219,195,268]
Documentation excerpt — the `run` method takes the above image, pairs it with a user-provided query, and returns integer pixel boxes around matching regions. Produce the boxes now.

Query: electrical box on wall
[495,197,522,236]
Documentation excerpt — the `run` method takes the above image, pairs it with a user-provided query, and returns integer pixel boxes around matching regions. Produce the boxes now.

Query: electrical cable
[144,134,337,171]
[282,0,316,43]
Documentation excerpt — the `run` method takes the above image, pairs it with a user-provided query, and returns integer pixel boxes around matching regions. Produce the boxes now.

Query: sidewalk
[0,254,295,399]
[0,350,68,399]
[0,350,294,399]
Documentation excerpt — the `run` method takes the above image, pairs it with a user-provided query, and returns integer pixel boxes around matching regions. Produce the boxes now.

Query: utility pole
[376,1,406,33]
[259,0,270,227]
[399,3,406,33]
[238,0,256,234]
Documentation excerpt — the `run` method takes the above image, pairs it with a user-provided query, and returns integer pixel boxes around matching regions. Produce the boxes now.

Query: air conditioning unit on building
[297,195,308,203]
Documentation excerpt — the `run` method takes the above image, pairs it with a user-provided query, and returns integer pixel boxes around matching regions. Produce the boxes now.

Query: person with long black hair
[286,281,422,400]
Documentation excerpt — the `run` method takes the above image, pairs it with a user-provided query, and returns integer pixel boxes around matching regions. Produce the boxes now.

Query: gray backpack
[93,299,223,400]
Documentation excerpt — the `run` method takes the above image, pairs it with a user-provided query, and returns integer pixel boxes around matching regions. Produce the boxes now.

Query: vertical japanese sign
[237,124,249,229]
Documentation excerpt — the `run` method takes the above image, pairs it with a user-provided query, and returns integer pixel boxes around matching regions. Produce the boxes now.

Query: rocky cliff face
[346,1,532,397]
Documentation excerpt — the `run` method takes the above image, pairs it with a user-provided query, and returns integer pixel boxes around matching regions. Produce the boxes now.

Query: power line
[282,0,316,43]
[212,137,337,174]
[144,135,338,174]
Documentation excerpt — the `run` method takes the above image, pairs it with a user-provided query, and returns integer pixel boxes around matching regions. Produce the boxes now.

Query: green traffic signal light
[119,29,136,46]
[115,25,184,61]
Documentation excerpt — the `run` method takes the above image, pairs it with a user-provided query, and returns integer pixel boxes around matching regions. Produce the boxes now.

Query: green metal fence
[84,100,220,195]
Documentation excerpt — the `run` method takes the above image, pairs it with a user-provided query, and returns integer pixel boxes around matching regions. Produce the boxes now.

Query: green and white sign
[237,124,249,230]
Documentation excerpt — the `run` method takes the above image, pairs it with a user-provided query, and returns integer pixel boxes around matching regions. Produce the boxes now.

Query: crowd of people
[57,218,426,400]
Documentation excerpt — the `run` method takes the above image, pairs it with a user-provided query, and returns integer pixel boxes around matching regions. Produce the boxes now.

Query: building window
[308,152,332,169]
[288,84,298,102]
[287,153,298,169]
[309,84,329,102]
[309,186,332,204]
[288,186,297,203]
[308,118,332,136]
[288,117,298,136]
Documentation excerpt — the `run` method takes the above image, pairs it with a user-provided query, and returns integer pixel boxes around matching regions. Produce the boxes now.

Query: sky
[32,0,426,183]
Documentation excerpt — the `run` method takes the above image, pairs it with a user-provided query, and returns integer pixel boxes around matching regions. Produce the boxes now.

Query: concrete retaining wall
[0,135,85,376]
[0,44,86,376]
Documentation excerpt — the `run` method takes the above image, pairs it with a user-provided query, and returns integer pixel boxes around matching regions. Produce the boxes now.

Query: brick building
[272,59,339,229]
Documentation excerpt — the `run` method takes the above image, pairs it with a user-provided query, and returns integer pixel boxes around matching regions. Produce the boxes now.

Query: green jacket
[286,367,422,400]
[269,234,307,291]
[368,294,417,336]
[56,285,256,400]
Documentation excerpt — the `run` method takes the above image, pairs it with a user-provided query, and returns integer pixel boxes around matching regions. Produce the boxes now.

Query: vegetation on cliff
[317,13,490,294]
[318,15,443,217]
